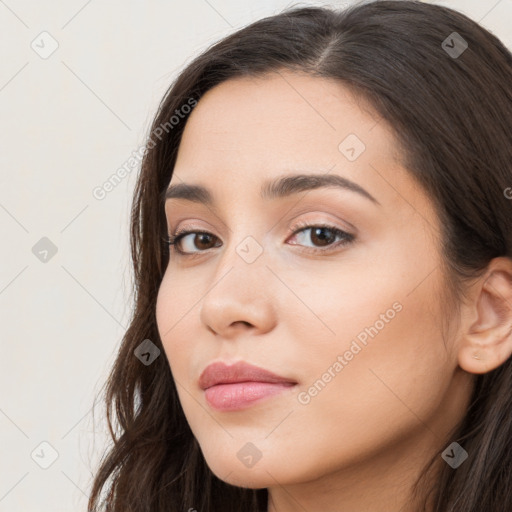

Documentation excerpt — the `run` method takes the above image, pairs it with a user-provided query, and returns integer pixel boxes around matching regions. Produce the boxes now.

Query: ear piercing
[473,352,481,360]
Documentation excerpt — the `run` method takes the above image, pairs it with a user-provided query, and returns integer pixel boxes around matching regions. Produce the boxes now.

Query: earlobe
[458,257,512,375]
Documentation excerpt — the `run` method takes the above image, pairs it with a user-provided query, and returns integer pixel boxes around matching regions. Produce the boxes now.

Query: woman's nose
[199,244,278,339]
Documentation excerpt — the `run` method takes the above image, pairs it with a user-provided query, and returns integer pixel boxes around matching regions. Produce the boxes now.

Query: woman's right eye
[167,230,221,256]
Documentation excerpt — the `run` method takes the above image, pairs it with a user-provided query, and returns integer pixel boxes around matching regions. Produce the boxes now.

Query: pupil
[313,227,334,246]
[197,233,212,248]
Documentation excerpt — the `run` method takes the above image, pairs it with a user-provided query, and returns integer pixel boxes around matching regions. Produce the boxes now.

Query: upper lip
[199,360,297,390]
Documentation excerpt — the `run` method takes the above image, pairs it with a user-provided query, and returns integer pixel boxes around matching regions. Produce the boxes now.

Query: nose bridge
[199,225,278,335]
[213,228,270,296]
[215,208,269,272]
[214,186,272,268]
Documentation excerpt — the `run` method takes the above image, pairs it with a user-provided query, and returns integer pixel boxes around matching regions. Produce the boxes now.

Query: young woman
[88,1,512,510]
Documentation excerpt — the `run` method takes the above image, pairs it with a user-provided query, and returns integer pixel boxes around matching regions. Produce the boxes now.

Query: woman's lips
[204,381,296,411]
[199,360,297,411]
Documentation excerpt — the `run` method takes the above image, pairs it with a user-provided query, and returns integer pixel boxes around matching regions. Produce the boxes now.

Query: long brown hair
[88,1,512,510]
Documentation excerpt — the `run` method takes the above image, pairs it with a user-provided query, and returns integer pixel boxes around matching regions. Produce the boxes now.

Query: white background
[1,0,511,510]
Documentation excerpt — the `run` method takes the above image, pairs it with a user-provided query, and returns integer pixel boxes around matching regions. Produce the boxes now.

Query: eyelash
[163,220,355,259]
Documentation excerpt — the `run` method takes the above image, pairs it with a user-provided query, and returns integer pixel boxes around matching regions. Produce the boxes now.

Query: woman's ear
[458,257,512,375]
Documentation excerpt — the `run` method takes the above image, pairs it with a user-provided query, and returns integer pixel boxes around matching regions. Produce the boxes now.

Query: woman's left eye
[288,223,355,252]
[165,222,355,258]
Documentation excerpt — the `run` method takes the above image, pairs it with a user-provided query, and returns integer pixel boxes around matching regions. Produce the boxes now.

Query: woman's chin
[202,449,292,489]
[215,469,272,489]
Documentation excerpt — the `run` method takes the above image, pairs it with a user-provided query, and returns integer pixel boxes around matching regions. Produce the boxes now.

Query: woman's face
[155,71,474,492]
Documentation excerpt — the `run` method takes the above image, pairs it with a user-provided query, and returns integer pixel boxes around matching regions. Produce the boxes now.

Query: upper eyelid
[167,209,356,233]
[164,200,358,233]
[169,222,354,246]
[169,220,352,236]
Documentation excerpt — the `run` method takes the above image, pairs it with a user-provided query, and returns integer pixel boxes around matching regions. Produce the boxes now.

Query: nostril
[235,321,252,328]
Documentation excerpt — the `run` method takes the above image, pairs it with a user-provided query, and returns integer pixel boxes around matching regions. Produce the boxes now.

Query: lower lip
[204,381,295,411]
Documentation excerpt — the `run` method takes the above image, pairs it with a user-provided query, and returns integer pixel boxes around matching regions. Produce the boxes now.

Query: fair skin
[155,70,512,512]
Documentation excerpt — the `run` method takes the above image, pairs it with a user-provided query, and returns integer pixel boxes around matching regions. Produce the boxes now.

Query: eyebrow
[164,173,381,206]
